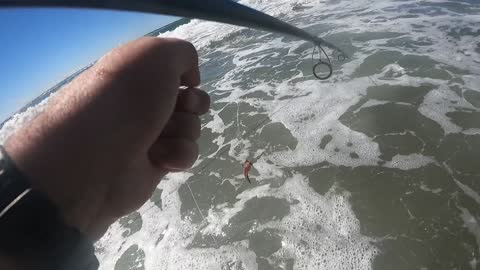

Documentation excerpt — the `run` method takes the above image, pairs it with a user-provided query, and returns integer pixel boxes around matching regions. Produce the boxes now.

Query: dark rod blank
[0,0,346,56]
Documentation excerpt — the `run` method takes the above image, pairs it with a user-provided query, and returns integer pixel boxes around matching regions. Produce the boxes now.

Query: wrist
[0,145,99,269]
[3,131,105,239]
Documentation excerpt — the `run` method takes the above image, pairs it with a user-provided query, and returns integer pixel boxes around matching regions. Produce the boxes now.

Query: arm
[0,37,210,267]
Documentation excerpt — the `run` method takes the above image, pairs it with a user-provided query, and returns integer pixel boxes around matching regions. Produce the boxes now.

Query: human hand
[4,37,210,240]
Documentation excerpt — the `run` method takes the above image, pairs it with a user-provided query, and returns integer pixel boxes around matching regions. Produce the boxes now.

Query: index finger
[154,38,201,87]
[98,37,200,88]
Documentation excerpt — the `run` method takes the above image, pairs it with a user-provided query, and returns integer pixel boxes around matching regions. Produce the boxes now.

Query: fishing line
[185,181,219,247]
[128,43,351,231]
[132,89,307,237]
[187,95,303,185]
[236,102,241,137]
[122,44,349,244]
[367,75,379,87]
[117,41,351,248]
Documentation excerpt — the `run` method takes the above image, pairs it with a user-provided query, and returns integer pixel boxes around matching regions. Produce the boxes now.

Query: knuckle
[161,38,198,62]
[180,40,198,57]
[164,38,196,51]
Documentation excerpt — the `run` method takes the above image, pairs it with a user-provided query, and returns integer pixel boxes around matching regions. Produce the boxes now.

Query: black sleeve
[0,145,99,270]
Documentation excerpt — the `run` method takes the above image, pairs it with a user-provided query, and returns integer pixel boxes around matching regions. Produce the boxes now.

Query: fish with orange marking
[243,160,253,184]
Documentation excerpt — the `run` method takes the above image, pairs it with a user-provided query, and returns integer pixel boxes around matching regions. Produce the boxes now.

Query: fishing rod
[0,0,347,79]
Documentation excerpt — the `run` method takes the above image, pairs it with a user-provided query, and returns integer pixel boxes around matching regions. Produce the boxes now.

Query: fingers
[91,37,201,145]
[98,38,208,172]
[101,37,200,85]
[148,138,199,170]
[149,87,210,171]
[164,38,200,87]
[161,112,201,140]
[180,55,200,87]
[176,88,211,115]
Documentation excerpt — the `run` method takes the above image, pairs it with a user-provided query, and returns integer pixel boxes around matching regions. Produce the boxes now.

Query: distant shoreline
[0,18,191,128]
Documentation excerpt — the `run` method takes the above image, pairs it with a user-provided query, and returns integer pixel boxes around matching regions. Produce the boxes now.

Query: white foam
[455,179,480,206]
[159,19,242,51]
[96,168,377,269]
[96,172,198,270]
[202,184,272,236]
[263,79,382,168]
[228,138,253,163]
[0,94,54,144]
[254,173,378,269]
[458,206,480,270]
[204,111,230,134]
[381,64,406,78]
[384,154,436,170]
[419,183,442,194]
[463,128,480,135]
[443,162,480,208]
[418,86,464,134]
[353,100,390,113]
[464,75,480,92]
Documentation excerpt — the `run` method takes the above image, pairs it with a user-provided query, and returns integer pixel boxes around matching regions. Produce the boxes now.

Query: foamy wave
[0,94,54,144]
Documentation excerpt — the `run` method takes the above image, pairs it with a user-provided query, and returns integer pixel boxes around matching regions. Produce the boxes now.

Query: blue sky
[0,8,177,121]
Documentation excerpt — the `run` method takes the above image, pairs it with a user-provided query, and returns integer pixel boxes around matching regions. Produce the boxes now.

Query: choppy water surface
[2,0,480,269]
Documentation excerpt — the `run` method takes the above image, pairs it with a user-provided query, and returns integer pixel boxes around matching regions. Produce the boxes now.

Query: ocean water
[1,0,480,269]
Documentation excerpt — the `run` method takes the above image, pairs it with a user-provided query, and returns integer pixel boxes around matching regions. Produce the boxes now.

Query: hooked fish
[243,160,253,184]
